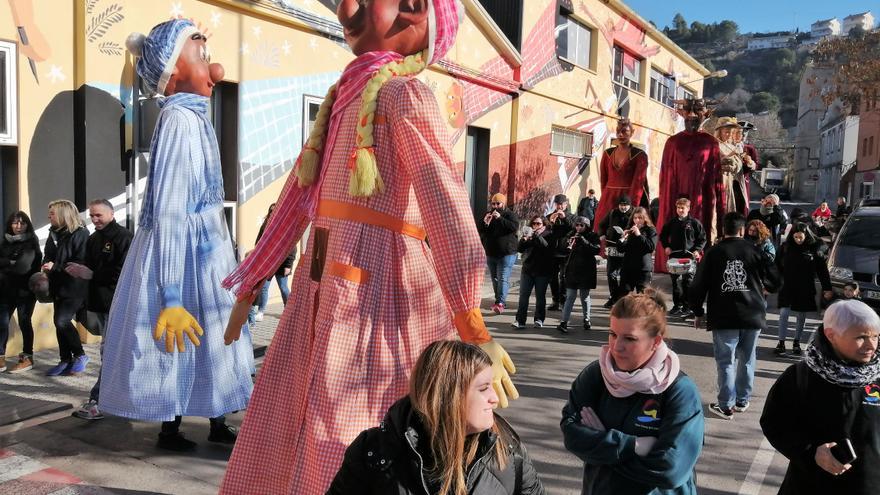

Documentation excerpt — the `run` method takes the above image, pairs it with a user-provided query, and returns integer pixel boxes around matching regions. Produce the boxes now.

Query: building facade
[0,0,706,355]
[817,110,860,203]
[811,18,841,39]
[855,87,880,201]
[746,35,793,51]
[842,12,875,35]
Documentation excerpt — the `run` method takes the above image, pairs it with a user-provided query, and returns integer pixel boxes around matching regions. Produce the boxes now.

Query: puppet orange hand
[479,341,519,408]
[153,306,204,353]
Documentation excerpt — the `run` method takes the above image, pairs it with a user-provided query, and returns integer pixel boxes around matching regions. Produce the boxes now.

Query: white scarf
[599,341,681,397]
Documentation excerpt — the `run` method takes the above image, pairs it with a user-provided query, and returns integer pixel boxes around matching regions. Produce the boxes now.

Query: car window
[840,216,880,249]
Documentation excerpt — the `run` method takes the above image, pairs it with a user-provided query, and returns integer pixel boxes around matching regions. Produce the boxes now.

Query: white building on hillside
[843,12,875,35]
[747,35,793,51]
[811,18,841,38]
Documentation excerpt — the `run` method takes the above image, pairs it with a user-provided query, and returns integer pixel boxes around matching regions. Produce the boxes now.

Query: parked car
[827,203,880,311]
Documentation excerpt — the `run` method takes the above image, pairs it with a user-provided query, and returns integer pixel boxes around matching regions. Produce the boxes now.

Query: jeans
[777,306,808,343]
[54,297,85,362]
[259,274,290,310]
[516,272,550,324]
[87,312,108,402]
[0,295,36,356]
[561,288,591,323]
[606,257,623,300]
[549,258,566,305]
[712,329,760,408]
[670,273,693,309]
[487,254,517,306]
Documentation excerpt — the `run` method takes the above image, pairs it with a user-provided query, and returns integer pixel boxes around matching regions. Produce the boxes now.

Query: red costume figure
[655,98,723,274]
[737,120,760,202]
[593,118,648,233]
[219,1,518,494]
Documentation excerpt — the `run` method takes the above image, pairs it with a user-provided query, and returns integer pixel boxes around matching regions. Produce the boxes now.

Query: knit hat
[618,195,632,205]
[490,193,507,204]
[553,194,568,204]
[125,19,198,95]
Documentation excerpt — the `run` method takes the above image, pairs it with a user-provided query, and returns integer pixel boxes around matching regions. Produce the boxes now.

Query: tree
[716,20,739,43]
[747,92,781,113]
[690,21,708,43]
[847,26,867,40]
[672,13,689,40]
[812,29,880,107]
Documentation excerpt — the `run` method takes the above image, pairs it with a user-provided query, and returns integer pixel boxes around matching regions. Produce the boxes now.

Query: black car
[827,205,880,310]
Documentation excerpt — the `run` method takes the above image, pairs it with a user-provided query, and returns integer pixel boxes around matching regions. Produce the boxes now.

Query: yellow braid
[349,50,428,197]
[295,84,337,186]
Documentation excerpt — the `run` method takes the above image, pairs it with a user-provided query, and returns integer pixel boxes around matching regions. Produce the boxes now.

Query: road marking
[738,436,776,495]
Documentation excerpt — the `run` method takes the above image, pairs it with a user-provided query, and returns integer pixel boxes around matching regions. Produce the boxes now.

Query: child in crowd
[659,198,706,318]
[557,217,600,333]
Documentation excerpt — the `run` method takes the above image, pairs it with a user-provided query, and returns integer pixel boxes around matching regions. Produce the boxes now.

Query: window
[556,10,592,69]
[0,40,17,145]
[477,0,523,49]
[551,126,593,158]
[302,95,324,145]
[677,86,695,100]
[864,137,870,157]
[613,46,641,91]
[650,68,675,107]
[870,136,875,156]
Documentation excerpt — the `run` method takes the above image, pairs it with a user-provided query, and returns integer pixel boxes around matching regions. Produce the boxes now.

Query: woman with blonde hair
[562,290,704,494]
[329,340,544,494]
[41,199,90,376]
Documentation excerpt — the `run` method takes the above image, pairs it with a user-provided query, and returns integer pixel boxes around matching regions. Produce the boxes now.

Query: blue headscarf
[126,19,198,95]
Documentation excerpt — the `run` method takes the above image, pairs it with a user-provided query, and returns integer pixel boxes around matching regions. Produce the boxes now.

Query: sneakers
[208,424,238,444]
[46,360,72,376]
[157,432,197,452]
[8,354,33,373]
[0,356,5,373]
[534,320,544,328]
[557,321,568,333]
[583,319,592,331]
[511,321,525,330]
[679,308,695,319]
[491,303,504,315]
[668,306,682,316]
[792,341,802,356]
[254,311,264,322]
[732,400,750,413]
[73,399,104,420]
[773,341,786,356]
[64,354,90,375]
[602,299,614,309]
[708,403,734,420]
[547,304,560,312]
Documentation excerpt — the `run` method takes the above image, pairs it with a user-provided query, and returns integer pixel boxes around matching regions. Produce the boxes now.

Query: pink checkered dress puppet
[219,1,518,493]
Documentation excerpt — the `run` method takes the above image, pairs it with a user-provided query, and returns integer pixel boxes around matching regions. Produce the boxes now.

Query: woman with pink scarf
[561,290,704,494]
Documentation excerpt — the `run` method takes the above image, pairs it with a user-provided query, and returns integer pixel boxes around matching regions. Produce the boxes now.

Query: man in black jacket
[546,194,575,311]
[747,194,787,245]
[576,189,598,224]
[598,195,632,308]
[660,197,706,317]
[689,212,780,419]
[477,193,520,314]
[65,199,132,421]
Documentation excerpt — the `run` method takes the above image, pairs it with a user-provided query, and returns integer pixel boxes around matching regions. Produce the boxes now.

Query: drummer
[659,197,707,318]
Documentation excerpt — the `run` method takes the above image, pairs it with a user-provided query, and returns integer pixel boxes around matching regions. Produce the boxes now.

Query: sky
[622,1,876,34]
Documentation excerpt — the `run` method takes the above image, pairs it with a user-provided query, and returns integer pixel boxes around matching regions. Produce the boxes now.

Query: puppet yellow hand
[224,293,256,345]
[153,306,204,353]
[479,340,519,408]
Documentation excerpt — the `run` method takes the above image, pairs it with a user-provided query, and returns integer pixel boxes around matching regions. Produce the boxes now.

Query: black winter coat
[776,240,832,312]
[43,226,90,300]
[760,330,880,495]
[576,196,598,223]
[747,206,787,234]
[478,208,520,258]
[83,221,133,313]
[598,208,631,241]
[518,230,555,277]
[688,237,781,331]
[0,232,42,300]
[659,216,706,255]
[563,231,600,289]
[618,226,656,274]
[546,211,576,257]
[328,396,545,495]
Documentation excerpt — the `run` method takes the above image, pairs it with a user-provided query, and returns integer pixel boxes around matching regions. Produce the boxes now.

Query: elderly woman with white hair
[760,299,880,494]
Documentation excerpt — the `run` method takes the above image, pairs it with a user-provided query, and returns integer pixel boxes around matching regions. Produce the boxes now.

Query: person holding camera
[761,300,880,494]
[478,193,520,315]
[557,217,600,333]
[598,196,633,309]
[659,198,706,318]
[513,216,555,329]
[546,194,576,311]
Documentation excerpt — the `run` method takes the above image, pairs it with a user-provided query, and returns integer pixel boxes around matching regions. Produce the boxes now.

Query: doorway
[465,126,490,220]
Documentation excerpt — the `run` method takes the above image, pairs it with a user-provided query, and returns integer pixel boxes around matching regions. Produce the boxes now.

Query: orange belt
[317,200,427,241]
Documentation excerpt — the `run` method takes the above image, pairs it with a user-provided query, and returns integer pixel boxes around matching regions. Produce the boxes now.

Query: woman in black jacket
[774,223,833,356]
[616,207,656,301]
[558,217,600,333]
[250,203,296,322]
[761,300,880,495]
[0,211,42,373]
[329,340,544,495]
[478,194,520,314]
[513,216,555,329]
[42,200,90,376]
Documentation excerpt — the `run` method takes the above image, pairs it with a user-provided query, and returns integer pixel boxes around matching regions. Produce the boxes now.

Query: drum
[666,257,696,275]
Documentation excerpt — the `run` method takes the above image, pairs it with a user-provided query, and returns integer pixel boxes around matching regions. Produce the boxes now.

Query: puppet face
[337,0,429,57]
[679,99,708,133]
[717,127,732,142]
[616,122,633,144]
[165,33,224,97]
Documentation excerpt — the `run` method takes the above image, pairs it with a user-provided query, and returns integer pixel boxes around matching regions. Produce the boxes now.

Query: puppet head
[738,120,755,141]
[616,118,633,145]
[714,116,738,143]
[675,97,716,133]
[126,19,224,97]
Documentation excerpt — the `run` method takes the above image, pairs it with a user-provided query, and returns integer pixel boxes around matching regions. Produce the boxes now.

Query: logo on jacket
[637,399,661,424]
[103,241,113,253]
[721,260,748,292]
[865,384,880,404]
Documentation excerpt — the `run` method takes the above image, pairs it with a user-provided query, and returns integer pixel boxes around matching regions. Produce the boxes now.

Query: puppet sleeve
[600,151,610,193]
[629,151,648,207]
[391,78,490,344]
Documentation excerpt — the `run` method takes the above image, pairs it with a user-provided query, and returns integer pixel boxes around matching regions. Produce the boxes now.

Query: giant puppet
[99,20,254,450]
[715,116,755,216]
[218,1,518,493]
[654,98,724,274]
[736,119,760,205]
[593,117,649,233]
